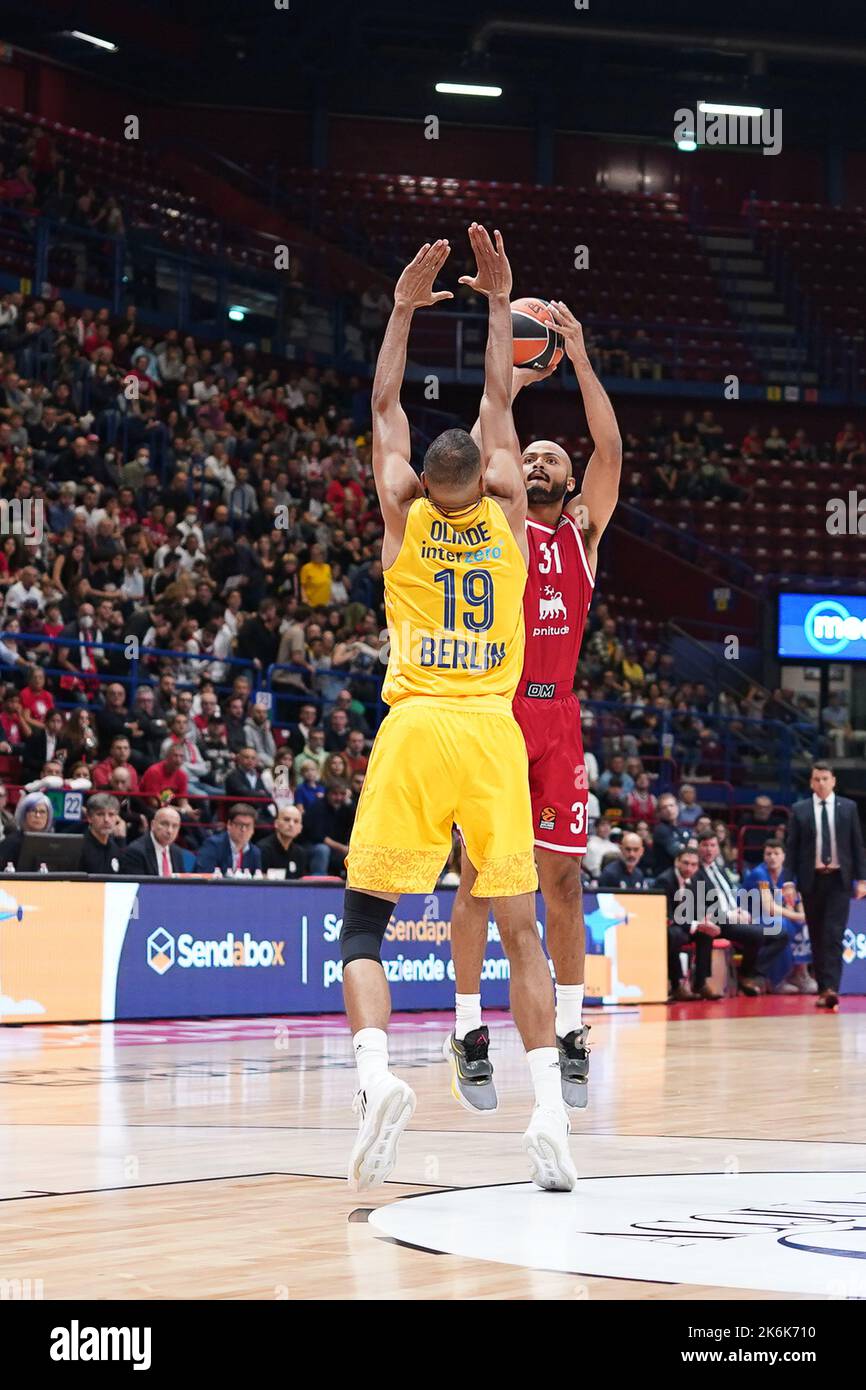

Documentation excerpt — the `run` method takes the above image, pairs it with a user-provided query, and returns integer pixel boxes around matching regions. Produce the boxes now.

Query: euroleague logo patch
[539,806,556,831]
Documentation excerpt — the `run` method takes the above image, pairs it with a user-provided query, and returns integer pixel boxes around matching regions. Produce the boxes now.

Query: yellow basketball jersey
[381,495,527,706]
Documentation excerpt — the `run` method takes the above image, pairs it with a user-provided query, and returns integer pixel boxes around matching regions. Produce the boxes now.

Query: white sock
[527,1047,563,1111]
[353,1027,389,1091]
[555,983,584,1039]
[455,993,482,1040]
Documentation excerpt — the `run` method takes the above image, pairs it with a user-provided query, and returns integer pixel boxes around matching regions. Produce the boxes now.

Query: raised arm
[549,301,622,571]
[372,241,453,566]
[469,363,557,451]
[459,225,526,546]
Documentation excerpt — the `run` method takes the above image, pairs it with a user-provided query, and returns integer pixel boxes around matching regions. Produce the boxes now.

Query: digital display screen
[778,592,866,662]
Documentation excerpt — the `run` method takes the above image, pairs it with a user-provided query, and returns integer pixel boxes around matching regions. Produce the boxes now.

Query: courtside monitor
[17,833,85,873]
[778,592,866,662]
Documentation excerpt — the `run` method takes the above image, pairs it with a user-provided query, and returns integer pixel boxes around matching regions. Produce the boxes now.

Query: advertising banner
[15,879,866,1023]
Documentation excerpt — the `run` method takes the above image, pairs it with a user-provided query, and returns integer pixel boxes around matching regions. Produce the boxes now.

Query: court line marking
[2,1122,866,1145]
[0,1173,453,1203]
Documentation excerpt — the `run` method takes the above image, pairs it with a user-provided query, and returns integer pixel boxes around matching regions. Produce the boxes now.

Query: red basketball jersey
[522,512,595,687]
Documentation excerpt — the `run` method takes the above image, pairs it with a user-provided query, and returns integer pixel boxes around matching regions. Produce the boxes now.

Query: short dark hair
[422,429,481,489]
[811,761,835,775]
[228,803,256,822]
[697,830,719,844]
[676,846,699,860]
[763,838,784,851]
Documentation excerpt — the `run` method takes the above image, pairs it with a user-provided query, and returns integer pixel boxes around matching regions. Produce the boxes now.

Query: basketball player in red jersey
[445,300,622,1112]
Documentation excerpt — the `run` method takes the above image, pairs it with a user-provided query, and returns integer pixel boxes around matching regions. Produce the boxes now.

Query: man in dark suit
[224,747,271,813]
[120,805,185,876]
[21,709,66,781]
[194,802,262,875]
[783,762,866,1009]
[653,846,719,1002]
[693,830,789,995]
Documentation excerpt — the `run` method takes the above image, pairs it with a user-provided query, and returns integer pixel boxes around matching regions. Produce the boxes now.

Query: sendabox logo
[147,928,175,975]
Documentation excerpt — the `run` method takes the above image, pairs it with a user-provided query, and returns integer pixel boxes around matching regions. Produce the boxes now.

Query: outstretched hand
[393,240,454,309]
[459,222,513,299]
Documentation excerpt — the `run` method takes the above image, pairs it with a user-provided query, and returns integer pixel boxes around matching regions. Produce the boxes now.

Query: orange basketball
[511,297,564,370]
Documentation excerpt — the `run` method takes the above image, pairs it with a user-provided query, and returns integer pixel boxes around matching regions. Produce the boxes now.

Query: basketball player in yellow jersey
[343,225,577,1193]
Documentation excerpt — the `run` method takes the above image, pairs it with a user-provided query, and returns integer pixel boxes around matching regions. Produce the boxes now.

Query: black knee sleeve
[340,889,395,966]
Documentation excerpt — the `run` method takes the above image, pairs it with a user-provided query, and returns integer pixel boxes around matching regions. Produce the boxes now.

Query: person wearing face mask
[57,602,105,696]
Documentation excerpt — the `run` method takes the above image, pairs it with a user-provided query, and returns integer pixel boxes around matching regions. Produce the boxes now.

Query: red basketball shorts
[512,692,588,855]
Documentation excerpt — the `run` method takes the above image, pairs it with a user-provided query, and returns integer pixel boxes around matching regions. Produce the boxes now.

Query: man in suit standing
[194,802,262,875]
[120,805,185,876]
[783,762,866,1010]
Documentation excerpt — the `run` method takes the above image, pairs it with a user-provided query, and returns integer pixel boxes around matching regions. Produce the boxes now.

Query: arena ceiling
[6,0,866,146]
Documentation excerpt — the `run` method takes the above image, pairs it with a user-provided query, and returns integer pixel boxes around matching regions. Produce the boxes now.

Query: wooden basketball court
[1,1000,865,1300]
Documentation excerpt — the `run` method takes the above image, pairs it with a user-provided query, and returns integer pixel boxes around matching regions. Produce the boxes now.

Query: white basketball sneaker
[348,1073,416,1190]
[523,1105,578,1191]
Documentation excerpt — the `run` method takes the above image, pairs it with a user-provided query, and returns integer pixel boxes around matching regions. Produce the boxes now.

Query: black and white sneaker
[442,1027,499,1113]
[557,1025,590,1109]
[347,1073,416,1189]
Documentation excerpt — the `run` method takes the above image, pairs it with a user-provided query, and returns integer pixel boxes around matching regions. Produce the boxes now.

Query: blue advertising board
[110,884,668,1018]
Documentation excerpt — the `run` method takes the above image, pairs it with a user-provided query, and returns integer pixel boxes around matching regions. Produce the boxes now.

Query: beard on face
[526,477,569,505]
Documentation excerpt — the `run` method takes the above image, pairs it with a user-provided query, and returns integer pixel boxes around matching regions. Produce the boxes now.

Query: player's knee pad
[340,889,395,966]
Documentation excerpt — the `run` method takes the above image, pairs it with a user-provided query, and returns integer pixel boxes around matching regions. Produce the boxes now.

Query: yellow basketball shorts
[346,697,537,898]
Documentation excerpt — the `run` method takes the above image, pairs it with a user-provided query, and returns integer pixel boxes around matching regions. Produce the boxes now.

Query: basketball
[511,296,564,370]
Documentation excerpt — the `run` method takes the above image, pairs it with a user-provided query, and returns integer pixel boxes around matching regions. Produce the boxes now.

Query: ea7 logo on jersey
[539,806,557,830]
[539,587,567,621]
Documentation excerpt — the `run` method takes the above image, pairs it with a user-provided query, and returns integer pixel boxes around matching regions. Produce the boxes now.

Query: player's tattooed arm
[549,300,622,558]
[460,224,527,546]
[372,241,453,560]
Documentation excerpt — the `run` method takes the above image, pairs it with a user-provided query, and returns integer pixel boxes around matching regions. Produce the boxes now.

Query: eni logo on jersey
[533,585,571,638]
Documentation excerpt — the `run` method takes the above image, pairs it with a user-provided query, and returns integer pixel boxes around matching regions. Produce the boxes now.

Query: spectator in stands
[224,746,271,808]
[20,666,54,726]
[676,783,704,828]
[712,820,739,873]
[652,793,691,873]
[56,707,97,764]
[139,743,195,817]
[584,816,619,880]
[302,780,355,877]
[120,805,184,877]
[243,702,277,768]
[80,793,126,874]
[626,771,657,823]
[597,753,634,795]
[739,794,784,868]
[20,707,65,780]
[194,802,261,875]
[294,759,326,812]
[822,691,866,759]
[2,790,53,870]
[0,777,15,835]
[91,733,140,791]
[597,831,651,890]
[259,805,308,878]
